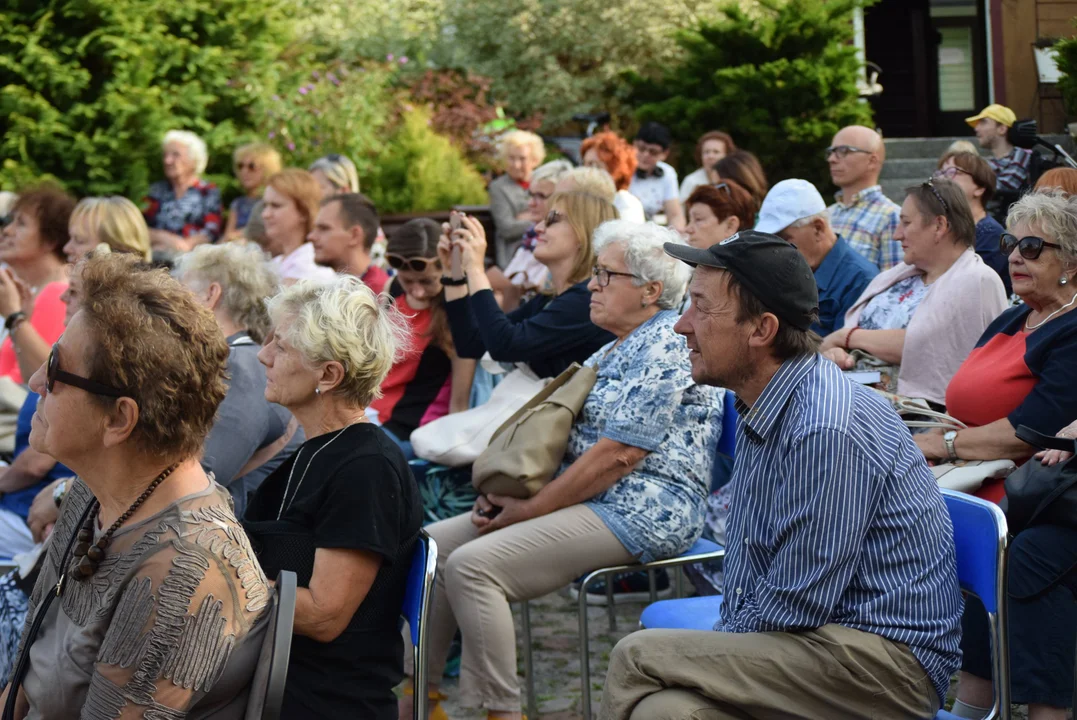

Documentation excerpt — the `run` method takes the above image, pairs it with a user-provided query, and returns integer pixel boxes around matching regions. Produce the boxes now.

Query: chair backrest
[940,489,1010,719]
[717,389,738,459]
[401,531,438,720]
[245,570,297,720]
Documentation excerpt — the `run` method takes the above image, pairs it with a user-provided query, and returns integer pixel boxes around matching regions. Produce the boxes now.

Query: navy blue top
[0,393,72,520]
[974,216,1011,296]
[445,281,614,379]
[719,353,963,703]
[812,235,878,336]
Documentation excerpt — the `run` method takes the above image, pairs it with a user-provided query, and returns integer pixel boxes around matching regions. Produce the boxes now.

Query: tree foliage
[630,0,874,189]
[1055,21,1077,118]
[0,0,293,197]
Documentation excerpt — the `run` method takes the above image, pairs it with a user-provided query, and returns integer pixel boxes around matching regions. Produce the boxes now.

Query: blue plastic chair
[636,489,1010,720]
[401,531,438,720]
[710,389,739,492]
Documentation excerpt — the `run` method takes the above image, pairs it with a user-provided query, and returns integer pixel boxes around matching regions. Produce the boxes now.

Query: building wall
[998,0,1077,131]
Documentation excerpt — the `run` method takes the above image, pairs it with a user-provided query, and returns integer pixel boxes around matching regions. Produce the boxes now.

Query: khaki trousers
[422,505,634,711]
[599,625,940,720]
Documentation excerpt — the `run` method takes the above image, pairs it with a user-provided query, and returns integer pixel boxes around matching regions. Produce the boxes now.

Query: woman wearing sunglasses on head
[916,190,1077,501]
[934,151,1011,295]
[370,219,475,458]
[440,192,618,381]
[820,179,1007,406]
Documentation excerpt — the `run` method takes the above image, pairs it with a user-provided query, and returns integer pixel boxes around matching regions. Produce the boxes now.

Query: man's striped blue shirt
[717,353,963,703]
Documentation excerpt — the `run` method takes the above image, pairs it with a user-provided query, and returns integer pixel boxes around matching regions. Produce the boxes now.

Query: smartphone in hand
[449,212,464,277]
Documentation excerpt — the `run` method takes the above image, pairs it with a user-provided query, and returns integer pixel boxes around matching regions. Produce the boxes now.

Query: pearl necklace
[1025,291,1077,331]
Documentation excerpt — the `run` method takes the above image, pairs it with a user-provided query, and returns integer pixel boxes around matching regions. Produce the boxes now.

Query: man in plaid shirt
[826,125,903,270]
[967,104,1032,194]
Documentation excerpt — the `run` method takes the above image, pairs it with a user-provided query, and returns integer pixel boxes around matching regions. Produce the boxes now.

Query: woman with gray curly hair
[174,243,301,515]
[405,220,725,720]
[243,276,422,719]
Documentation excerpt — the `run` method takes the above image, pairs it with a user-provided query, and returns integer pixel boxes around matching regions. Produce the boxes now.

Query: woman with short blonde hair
[225,143,283,241]
[309,153,360,197]
[242,276,422,718]
[557,167,616,203]
[261,169,335,285]
[489,130,547,266]
[65,196,151,262]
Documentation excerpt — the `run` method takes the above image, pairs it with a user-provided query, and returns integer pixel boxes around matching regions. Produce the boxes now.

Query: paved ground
[433,583,1045,720]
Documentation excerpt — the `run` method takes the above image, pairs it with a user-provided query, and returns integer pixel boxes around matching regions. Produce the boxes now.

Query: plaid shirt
[828,185,903,270]
[989,147,1032,193]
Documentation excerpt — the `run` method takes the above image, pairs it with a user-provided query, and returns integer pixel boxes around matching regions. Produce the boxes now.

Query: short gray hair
[309,154,360,193]
[531,160,574,186]
[499,130,546,164]
[1007,190,1077,268]
[163,130,208,176]
[173,242,280,343]
[267,276,412,408]
[787,211,830,230]
[592,220,691,310]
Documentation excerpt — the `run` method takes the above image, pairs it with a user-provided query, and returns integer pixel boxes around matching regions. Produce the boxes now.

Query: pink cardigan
[844,249,1007,404]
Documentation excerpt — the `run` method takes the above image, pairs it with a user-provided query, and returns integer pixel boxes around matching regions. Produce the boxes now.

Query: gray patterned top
[571,310,724,563]
[19,478,270,719]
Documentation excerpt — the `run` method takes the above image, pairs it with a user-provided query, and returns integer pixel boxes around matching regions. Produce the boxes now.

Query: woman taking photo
[1,253,268,718]
[243,276,422,719]
[261,169,337,285]
[372,219,475,457]
[443,192,618,379]
[822,179,1007,407]
[402,221,722,720]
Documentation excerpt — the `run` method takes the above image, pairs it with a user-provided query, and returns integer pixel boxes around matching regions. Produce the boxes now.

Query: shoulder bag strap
[3,498,96,720]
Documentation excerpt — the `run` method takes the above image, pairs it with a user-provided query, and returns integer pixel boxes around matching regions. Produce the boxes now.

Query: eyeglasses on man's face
[824,145,871,160]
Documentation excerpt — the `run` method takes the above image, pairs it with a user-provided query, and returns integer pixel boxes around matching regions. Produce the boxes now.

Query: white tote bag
[410,365,548,467]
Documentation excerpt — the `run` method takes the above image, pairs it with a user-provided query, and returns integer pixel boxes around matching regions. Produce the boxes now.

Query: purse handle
[3,497,96,720]
[1016,424,1077,453]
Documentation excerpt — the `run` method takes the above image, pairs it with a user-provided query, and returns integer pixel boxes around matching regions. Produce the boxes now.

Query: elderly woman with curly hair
[0,252,269,719]
[404,220,723,719]
[581,131,646,223]
[488,130,546,267]
[242,276,422,719]
[143,129,223,251]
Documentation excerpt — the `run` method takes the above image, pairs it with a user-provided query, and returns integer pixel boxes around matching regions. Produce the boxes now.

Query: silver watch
[943,431,959,462]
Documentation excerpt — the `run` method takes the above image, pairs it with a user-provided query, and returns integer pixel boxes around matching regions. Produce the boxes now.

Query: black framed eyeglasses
[824,145,871,160]
[386,254,439,272]
[46,345,126,398]
[922,180,950,215]
[591,266,640,288]
[1000,232,1063,260]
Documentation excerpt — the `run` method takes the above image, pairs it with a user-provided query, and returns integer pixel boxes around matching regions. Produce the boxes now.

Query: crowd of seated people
[1,110,1076,720]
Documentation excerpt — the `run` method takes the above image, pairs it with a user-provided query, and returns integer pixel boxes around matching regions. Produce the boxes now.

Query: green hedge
[1056,23,1077,119]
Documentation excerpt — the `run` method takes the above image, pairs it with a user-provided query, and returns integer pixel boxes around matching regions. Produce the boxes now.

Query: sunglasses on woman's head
[1000,232,1063,260]
[46,344,126,398]
[709,182,731,195]
[386,254,439,272]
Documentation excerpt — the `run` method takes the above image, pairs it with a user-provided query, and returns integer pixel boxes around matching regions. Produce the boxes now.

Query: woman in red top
[0,186,74,384]
[371,219,475,455]
[916,190,1077,501]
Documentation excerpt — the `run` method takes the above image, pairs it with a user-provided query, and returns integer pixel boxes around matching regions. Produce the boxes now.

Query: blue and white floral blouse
[564,310,724,564]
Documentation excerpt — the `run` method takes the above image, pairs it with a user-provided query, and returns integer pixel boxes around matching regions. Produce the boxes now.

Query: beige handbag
[472,362,597,498]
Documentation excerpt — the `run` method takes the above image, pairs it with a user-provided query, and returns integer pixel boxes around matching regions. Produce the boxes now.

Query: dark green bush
[1056,22,1077,119]
[629,0,874,190]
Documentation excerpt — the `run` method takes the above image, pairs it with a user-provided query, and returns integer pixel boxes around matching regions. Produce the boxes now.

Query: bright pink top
[0,282,68,383]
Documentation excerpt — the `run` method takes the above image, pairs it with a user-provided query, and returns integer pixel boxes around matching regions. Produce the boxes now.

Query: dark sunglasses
[386,253,439,272]
[543,210,565,227]
[47,344,126,398]
[234,161,258,172]
[1000,232,1063,260]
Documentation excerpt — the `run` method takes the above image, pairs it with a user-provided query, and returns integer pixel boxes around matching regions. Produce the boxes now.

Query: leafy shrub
[1056,23,1077,119]
[0,0,292,197]
[366,106,489,213]
[630,0,874,189]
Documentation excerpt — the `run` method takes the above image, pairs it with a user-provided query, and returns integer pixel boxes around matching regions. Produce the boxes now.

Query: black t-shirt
[243,423,422,720]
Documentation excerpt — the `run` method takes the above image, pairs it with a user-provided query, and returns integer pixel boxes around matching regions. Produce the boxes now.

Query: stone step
[880,179,919,204]
[880,158,937,180]
[883,133,1074,161]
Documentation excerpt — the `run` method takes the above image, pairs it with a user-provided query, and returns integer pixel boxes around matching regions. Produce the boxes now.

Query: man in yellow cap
[966,104,1032,193]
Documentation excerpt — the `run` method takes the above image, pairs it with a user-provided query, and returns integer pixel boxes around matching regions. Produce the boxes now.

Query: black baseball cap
[664,230,819,331]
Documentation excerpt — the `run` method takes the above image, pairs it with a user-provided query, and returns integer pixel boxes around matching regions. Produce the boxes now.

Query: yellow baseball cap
[966,104,1017,129]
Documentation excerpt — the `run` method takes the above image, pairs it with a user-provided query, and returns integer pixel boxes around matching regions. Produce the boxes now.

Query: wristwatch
[943,430,959,462]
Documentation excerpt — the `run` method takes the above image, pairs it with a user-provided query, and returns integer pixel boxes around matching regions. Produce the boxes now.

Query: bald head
[828,125,886,193]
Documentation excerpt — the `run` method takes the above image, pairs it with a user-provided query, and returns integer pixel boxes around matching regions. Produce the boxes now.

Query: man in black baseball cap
[599,229,964,720]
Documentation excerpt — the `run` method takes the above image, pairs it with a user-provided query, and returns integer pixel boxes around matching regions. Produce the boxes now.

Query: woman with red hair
[581,132,646,223]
